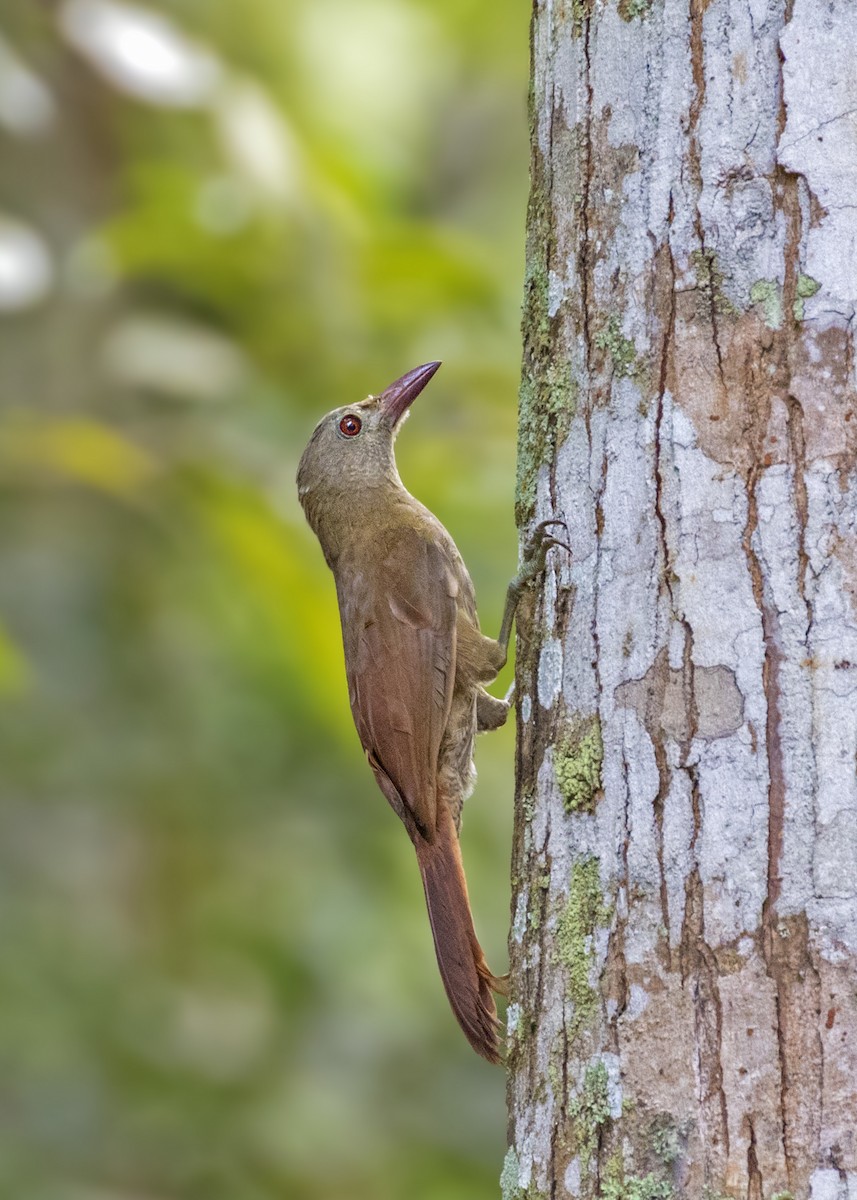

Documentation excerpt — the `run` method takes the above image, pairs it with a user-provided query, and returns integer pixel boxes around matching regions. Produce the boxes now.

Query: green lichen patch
[500,1147,520,1200]
[547,1045,561,1095]
[793,273,820,320]
[568,1104,686,1200]
[796,273,820,298]
[570,1060,611,1170]
[650,1119,681,1165]
[516,169,578,525]
[594,314,638,379]
[750,278,783,329]
[571,0,595,33]
[500,1147,547,1200]
[554,857,610,1036]
[618,0,653,18]
[602,1146,675,1200]
[555,715,603,813]
[517,355,577,526]
[603,1173,673,1200]
[691,249,739,317]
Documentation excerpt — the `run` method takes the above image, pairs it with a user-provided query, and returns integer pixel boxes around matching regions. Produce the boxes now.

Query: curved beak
[377,361,441,427]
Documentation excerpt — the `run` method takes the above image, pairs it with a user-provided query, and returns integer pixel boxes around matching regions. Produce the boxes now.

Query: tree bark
[506,2,857,1198]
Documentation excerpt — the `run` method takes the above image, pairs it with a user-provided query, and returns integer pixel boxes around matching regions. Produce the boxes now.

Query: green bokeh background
[0,3,528,1196]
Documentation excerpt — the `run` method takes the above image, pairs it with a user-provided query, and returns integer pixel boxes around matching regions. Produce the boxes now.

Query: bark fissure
[786,396,810,611]
[747,1116,764,1200]
[652,224,679,963]
[680,619,732,1171]
[743,469,794,1181]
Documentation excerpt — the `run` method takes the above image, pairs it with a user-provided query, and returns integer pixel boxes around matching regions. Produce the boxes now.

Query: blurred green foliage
[0,1,528,1196]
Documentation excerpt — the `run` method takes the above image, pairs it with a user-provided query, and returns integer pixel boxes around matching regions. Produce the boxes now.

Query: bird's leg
[476,523,568,1001]
[470,520,569,732]
[495,519,570,668]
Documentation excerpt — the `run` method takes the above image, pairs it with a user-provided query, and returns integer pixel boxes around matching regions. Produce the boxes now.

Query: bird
[297,361,566,1062]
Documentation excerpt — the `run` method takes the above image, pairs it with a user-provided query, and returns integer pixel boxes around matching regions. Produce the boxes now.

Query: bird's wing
[341,528,458,842]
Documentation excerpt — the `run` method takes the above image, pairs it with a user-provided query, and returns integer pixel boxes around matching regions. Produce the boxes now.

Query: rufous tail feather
[415,805,503,1064]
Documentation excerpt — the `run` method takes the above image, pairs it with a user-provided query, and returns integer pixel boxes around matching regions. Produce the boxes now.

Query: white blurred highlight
[0,35,56,136]
[213,80,303,201]
[0,217,54,311]
[101,315,247,400]
[59,0,222,107]
[299,0,445,155]
[55,2,304,206]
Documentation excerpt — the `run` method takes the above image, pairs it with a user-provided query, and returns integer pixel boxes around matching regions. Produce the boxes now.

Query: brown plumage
[297,362,564,1062]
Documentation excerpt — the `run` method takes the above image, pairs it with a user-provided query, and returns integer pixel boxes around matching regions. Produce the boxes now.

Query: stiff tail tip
[416,818,505,1065]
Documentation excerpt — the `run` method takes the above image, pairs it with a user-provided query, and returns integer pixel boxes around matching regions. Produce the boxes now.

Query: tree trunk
[506,2,857,1198]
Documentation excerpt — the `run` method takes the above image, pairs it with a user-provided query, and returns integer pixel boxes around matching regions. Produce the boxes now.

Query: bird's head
[297,361,441,512]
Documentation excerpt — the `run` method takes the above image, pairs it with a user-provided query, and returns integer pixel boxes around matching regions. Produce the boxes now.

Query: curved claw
[523,518,572,570]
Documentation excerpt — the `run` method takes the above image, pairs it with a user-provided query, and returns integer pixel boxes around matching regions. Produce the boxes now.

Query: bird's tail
[415,805,503,1064]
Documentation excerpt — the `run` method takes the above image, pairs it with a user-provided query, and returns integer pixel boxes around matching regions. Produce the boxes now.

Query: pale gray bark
[506,2,857,1198]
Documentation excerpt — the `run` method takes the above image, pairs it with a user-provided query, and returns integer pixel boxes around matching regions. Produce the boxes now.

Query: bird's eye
[339,414,362,437]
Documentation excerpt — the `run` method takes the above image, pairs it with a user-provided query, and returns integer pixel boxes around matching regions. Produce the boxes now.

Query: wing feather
[339,529,457,840]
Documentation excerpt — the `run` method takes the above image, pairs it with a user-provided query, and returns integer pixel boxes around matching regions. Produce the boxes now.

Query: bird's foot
[517,518,571,587]
[495,519,571,661]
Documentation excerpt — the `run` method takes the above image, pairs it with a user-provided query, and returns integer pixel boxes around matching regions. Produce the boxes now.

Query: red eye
[339,414,362,437]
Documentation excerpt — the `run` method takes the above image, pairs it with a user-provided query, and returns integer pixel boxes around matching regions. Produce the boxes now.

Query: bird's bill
[377,361,441,427]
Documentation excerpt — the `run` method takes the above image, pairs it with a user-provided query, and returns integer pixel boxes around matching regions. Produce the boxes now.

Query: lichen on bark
[569,1060,611,1170]
[554,857,610,1039]
[554,714,603,812]
[515,111,578,524]
[593,314,639,380]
